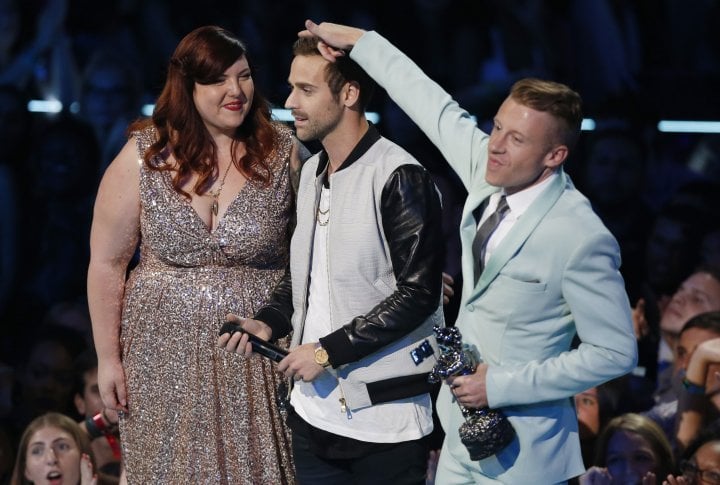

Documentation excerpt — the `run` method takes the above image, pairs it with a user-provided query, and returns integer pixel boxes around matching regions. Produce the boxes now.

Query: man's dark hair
[292,36,376,111]
[680,311,720,337]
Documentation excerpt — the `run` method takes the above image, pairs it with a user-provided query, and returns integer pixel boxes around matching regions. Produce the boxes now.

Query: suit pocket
[495,274,546,293]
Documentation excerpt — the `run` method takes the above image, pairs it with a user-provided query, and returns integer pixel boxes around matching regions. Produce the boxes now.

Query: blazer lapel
[475,170,568,292]
[459,183,500,300]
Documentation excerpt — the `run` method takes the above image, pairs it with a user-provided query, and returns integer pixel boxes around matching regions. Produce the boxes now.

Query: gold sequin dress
[119,125,295,484]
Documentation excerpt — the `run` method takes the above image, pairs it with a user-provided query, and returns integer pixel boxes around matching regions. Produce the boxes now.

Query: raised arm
[676,337,720,452]
[302,20,489,191]
[87,138,141,412]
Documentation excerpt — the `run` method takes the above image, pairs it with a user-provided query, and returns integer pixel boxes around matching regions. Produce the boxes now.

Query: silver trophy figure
[428,326,515,460]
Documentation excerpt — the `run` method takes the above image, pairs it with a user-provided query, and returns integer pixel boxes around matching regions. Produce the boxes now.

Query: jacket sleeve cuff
[319,329,358,367]
[253,307,292,342]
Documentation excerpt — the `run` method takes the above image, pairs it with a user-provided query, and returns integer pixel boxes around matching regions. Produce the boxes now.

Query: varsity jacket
[256,124,445,410]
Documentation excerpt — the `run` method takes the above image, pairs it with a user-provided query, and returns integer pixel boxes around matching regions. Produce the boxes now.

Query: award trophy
[428,326,515,460]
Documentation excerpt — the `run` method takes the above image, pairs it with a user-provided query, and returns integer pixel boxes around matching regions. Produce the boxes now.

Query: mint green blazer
[352,32,638,483]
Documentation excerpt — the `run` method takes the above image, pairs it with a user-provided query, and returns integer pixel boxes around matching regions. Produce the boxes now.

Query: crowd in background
[1,0,720,483]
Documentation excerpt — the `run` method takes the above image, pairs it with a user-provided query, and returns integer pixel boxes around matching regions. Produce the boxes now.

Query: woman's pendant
[211,198,219,216]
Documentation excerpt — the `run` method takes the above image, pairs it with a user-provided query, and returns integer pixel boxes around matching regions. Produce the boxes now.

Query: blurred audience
[11,115,99,321]
[644,311,720,453]
[5,325,87,444]
[576,377,642,468]
[10,412,97,485]
[77,49,143,171]
[666,421,720,485]
[72,349,121,483]
[579,413,674,485]
[676,317,720,455]
[0,0,79,107]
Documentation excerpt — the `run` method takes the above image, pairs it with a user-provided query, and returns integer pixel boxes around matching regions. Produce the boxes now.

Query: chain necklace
[316,186,330,226]
[207,162,233,216]
[317,205,330,226]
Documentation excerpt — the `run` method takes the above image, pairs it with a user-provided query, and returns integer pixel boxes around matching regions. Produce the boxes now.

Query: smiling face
[285,54,345,144]
[486,97,567,194]
[24,425,82,485]
[193,56,254,137]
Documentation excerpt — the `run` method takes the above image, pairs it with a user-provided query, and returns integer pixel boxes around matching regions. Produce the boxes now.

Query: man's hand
[299,20,365,63]
[277,343,326,382]
[446,363,489,408]
[217,313,272,358]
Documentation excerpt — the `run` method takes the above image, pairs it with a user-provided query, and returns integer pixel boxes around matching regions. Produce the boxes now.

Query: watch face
[314,347,329,365]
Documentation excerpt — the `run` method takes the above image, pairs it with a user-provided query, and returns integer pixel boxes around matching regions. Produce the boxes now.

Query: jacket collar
[315,122,381,180]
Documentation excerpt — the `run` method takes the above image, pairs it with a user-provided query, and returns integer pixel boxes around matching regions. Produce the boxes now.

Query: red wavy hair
[130,25,277,198]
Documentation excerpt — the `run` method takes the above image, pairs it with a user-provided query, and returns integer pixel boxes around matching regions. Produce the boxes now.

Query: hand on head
[298,20,365,63]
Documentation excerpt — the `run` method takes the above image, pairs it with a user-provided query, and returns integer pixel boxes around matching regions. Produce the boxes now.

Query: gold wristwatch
[314,345,330,367]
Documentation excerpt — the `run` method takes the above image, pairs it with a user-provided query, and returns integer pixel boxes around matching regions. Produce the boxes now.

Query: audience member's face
[606,430,658,484]
[193,55,254,138]
[575,387,600,440]
[486,97,564,195]
[683,441,720,484]
[74,368,103,418]
[660,272,720,336]
[676,327,720,373]
[285,54,344,143]
[24,425,82,485]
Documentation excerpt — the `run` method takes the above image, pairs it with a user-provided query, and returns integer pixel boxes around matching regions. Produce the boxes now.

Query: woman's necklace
[207,162,233,216]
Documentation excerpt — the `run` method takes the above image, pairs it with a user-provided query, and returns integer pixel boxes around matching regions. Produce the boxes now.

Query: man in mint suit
[301,21,638,484]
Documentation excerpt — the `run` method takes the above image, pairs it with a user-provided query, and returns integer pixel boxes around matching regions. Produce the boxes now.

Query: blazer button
[467,304,475,312]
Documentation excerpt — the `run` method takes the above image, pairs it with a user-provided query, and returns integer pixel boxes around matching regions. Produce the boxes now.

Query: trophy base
[459,409,515,461]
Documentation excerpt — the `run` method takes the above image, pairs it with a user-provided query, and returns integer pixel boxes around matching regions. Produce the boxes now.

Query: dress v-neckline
[162,170,251,235]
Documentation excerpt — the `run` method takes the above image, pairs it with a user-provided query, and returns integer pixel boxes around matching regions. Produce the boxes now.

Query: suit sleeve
[350,31,489,192]
[485,231,638,407]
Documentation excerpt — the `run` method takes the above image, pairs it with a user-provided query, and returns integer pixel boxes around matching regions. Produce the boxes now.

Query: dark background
[0,2,719,478]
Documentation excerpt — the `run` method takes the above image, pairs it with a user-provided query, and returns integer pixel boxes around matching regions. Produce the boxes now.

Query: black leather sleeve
[320,164,444,366]
[253,269,294,341]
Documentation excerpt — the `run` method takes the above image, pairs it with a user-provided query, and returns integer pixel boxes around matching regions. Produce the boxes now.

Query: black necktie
[472,195,510,283]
